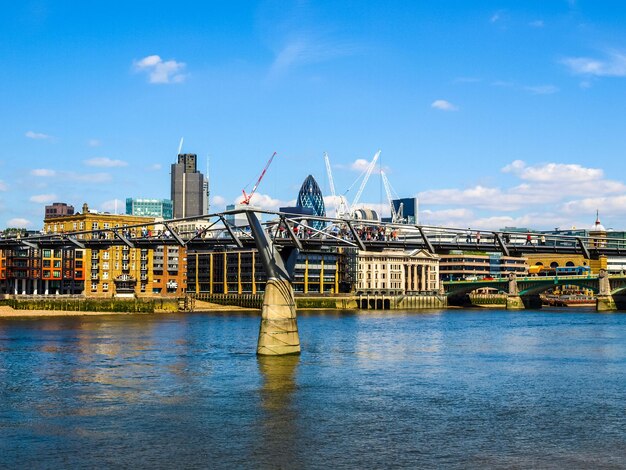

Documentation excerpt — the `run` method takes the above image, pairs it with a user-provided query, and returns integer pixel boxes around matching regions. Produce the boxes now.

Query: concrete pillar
[21,279,26,295]
[407,266,412,292]
[257,279,300,356]
[421,265,427,292]
[304,257,308,294]
[45,280,49,295]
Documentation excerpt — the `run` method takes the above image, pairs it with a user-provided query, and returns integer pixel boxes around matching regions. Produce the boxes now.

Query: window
[43,260,51,267]
[102,272,109,280]
[53,271,61,278]
[102,283,109,291]
[92,222,98,230]
[91,282,98,291]
[53,260,61,268]
[43,250,51,258]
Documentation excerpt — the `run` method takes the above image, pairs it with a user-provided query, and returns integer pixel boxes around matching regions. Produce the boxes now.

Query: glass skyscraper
[296,175,326,230]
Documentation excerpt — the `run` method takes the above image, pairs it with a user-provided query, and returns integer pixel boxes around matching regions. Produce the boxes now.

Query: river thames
[1,308,625,468]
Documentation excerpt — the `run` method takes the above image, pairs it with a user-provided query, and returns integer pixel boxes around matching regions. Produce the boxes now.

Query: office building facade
[45,202,75,219]
[126,198,173,219]
[171,153,209,218]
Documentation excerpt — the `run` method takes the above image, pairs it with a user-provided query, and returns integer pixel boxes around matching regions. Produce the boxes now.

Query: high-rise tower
[171,154,209,218]
[296,175,326,230]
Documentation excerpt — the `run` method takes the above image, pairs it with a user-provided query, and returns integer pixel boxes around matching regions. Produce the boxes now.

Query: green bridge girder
[443,275,626,296]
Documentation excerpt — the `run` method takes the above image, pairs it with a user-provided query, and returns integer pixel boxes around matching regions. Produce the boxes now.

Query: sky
[2,0,626,231]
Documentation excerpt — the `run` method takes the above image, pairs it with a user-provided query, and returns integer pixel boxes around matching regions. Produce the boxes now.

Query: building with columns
[353,249,440,295]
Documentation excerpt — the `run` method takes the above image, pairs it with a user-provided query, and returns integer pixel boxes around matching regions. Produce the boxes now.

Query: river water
[1,308,625,469]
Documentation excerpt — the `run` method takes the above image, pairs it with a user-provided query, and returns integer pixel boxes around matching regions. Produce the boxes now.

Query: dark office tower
[296,175,326,230]
[171,153,209,218]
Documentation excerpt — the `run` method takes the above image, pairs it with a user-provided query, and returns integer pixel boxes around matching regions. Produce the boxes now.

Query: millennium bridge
[2,209,625,355]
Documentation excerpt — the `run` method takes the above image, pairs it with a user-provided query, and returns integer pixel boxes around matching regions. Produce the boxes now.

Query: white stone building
[354,249,440,295]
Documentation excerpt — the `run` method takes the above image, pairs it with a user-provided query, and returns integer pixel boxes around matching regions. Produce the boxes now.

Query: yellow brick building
[43,205,155,297]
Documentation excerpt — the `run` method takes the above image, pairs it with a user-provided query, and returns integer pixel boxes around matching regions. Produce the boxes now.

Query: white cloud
[561,195,626,216]
[134,54,187,84]
[7,218,31,228]
[431,99,458,111]
[30,168,111,183]
[25,130,53,140]
[0,180,7,191]
[561,51,626,77]
[29,194,57,204]
[350,158,371,172]
[31,168,57,177]
[269,37,356,78]
[88,139,102,147]
[236,192,294,211]
[529,20,544,28]
[502,160,604,183]
[100,199,125,213]
[490,12,501,23]
[211,195,227,206]
[524,84,559,95]
[149,163,162,171]
[84,157,128,168]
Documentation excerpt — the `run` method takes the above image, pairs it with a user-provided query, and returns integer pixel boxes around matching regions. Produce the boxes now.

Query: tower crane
[381,170,404,223]
[241,152,277,205]
[324,152,349,218]
[349,150,381,214]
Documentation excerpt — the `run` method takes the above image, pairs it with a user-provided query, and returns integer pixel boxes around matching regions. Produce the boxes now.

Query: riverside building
[352,249,440,295]
[41,204,156,297]
[187,248,341,295]
[439,252,527,281]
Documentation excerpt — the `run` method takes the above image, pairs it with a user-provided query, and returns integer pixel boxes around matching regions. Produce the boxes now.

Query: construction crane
[380,170,404,223]
[349,150,381,214]
[241,152,277,205]
[324,152,349,218]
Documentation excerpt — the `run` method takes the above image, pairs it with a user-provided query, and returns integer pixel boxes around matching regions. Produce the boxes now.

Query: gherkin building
[296,175,326,230]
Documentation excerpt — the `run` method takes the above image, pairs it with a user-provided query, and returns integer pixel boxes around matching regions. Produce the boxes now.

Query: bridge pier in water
[597,270,617,312]
[506,274,525,310]
[246,210,301,356]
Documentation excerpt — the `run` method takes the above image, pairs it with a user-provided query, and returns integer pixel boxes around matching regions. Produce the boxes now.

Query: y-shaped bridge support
[246,210,301,355]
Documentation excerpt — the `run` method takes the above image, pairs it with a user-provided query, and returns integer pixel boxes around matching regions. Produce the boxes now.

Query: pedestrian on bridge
[476,231,481,244]
[466,229,472,243]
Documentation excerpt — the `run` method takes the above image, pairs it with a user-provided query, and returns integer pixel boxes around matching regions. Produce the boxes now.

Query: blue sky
[2,0,626,231]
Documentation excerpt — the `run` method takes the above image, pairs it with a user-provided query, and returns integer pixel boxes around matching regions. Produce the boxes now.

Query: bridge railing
[3,208,626,255]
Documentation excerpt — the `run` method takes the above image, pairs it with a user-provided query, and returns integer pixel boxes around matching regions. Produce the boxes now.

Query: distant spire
[595,209,600,225]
